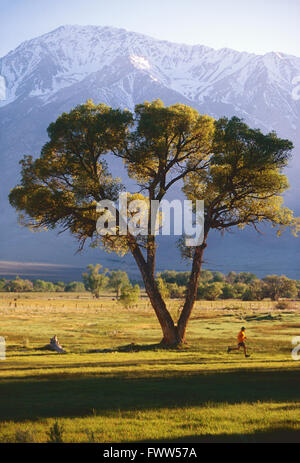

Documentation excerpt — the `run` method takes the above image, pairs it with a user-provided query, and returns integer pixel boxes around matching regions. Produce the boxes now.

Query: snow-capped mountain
[1,25,300,131]
[0,25,299,278]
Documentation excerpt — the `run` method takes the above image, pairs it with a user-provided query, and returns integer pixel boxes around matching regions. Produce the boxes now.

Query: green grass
[0,293,300,443]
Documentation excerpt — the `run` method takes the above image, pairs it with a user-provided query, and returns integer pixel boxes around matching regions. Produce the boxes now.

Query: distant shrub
[197,282,223,300]
[108,270,130,298]
[166,282,186,299]
[119,284,140,309]
[199,270,214,283]
[212,271,225,282]
[242,280,264,301]
[233,283,248,299]
[65,281,86,292]
[55,281,66,292]
[33,279,56,292]
[82,264,109,298]
[221,284,238,299]
[159,270,190,286]
[5,277,33,292]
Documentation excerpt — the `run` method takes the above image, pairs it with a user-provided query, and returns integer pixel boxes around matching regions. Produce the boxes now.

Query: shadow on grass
[88,342,176,353]
[0,367,300,423]
[136,427,300,443]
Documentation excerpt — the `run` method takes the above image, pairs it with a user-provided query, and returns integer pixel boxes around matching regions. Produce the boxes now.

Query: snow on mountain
[1,25,299,129]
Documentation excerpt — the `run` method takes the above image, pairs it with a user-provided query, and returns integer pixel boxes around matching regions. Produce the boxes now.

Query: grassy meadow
[0,292,300,443]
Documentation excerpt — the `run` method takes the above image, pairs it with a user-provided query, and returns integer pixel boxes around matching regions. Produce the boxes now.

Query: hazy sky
[0,0,299,58]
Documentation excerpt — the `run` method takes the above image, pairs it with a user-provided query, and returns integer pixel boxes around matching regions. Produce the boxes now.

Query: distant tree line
[0,277,85,293]
[157,270,300,301]
[1,268,299,302]
[0,265,140,309]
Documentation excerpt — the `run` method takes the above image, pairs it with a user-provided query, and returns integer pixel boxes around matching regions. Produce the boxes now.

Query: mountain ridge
[1,25,299,115]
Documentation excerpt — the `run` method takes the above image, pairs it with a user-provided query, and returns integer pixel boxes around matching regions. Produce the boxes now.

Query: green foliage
[122,99,215,186]
[33,279,46,292]
[9,100,132,247]
[82,264,109,298]
[212,271,225,282]
[159,271,191,287]
[197,282,223,300]
[233,282,248,299]
[108,270,130,298]
[199,270,214,283]
[0,279,7,292]
[118,284,140,309]
[166,282,186,299]
[65,281,86,292]
[158,270,178,284]
[226,271,237,284]
[183,116,297,237]
[242,280,265,301]
[5,277,33,292]
[33,279,58,292]
[221,284,238,299]
[262,275,298,301]
[156,277,170,299]
[159,270,299,301]
[55,281,66,292]
[234,272,257,284]
[0,270,298,302]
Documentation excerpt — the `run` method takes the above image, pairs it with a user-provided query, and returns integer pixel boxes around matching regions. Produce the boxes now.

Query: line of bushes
[158,270,300,301]
[0,277,85,293]
[1,269,299,302]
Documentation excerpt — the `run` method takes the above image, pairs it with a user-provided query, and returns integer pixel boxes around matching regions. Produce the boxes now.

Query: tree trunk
[129,233,208,347]
[160,326,180,346]
[129,238,180,345]
[143,269,180,346]
[177,241,207,343]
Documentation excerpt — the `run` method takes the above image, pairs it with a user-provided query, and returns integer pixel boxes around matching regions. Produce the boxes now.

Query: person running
[227,327,250,357]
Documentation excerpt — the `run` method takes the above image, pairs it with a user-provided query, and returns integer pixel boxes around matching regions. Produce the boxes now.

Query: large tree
[262,275,298,301]
[9,100,298,346]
